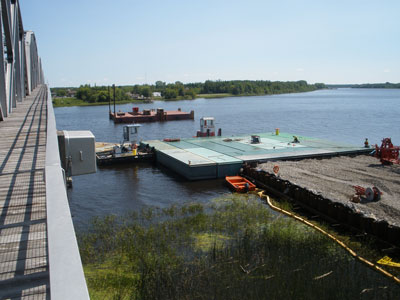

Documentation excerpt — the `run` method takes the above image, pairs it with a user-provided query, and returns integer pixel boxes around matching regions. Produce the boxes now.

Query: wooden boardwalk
[0,85,49,299]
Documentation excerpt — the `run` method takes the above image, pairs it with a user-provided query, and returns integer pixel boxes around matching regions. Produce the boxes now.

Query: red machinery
[375,138,399,165]
[353,185,382,202]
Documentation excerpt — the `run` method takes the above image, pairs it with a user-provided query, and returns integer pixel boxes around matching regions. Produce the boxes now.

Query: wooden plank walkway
[0,85,49,299]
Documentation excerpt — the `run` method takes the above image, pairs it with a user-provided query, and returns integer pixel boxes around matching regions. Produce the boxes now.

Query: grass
[52,96,196,107]
[52,97,147,107]
[79,194,400,299]
[53,93,237,107]
[268,197,400,277]
[196,93,234,99]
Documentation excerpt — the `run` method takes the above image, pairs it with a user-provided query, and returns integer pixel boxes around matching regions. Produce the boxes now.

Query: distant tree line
[51,87,75,97]
[352,82,400,89]
[191,80,324,95]
[132,81,197,100]
[326,82,400,89]
[51,80,325,103]
[51,85,132,103]
[132,80,324,99]
[75,85,131,103]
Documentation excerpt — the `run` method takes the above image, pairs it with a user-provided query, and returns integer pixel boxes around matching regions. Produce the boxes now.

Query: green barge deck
[142,132,372,180]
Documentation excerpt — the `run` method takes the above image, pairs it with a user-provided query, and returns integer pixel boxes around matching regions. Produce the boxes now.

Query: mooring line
[255,190,400,285]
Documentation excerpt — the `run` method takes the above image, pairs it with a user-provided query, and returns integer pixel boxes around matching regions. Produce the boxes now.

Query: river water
[54,88,400,230]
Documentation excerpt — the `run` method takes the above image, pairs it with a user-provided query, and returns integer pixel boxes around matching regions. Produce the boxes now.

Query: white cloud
[383,69,391,73]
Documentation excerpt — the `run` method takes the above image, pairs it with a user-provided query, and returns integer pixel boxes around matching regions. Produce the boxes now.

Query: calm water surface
[54,88,400,230]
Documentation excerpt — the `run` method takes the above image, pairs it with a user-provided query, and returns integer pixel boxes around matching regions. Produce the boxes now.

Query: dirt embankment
[258,155,400,226]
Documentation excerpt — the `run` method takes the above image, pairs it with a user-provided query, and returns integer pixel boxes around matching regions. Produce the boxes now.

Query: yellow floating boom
[255,189,400,285]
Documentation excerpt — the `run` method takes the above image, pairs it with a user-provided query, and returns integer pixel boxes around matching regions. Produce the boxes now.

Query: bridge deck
[0,85,49,299]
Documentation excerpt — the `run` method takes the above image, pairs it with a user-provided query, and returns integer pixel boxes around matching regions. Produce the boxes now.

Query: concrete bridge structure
[0,1,89,299]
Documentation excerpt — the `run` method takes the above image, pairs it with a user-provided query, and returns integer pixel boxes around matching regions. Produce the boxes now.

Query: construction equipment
[353,185,382,201]
[377,256,400,268]
[375,138,400,165]
[273,165,280,175]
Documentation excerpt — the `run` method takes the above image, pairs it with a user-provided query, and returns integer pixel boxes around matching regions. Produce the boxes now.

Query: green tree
[155,81,166,89]
[186,89,196,99]
[132,85,141,95]
[76,86,93,102]
[164,88,178,99]
[96,91,109,102]
[57,89,67,97]
[141,86,151,98]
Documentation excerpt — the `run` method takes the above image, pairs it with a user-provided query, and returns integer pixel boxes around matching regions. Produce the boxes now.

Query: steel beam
[1,0,42,120]
[0,4,7,120]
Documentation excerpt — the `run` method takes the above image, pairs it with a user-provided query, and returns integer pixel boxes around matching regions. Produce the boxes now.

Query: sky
[21,0,400,87]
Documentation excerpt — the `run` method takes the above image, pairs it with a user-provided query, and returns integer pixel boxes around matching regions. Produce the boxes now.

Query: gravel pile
[259,155,400,226]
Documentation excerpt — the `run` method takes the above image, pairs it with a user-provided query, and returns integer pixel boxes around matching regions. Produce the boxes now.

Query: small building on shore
[152,92,162,97]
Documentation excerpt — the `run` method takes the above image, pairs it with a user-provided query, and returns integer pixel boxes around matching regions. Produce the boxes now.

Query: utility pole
[108,86,111,114]
[113,84,116,115]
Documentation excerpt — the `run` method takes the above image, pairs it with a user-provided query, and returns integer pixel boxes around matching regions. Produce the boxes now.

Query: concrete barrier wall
[243,165,400,247]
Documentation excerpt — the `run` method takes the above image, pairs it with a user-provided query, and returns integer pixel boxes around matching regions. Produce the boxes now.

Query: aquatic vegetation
[79,194,400,299]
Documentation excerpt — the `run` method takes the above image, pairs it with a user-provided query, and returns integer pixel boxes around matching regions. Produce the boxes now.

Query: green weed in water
[79,194,400,299]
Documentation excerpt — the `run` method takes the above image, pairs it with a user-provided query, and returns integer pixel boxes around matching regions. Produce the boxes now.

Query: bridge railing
[46,88,90,299]
[0,1,90,298]
[0,0,44,121]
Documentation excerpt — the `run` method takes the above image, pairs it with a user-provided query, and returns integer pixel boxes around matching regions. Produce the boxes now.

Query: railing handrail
[45,86,90,299]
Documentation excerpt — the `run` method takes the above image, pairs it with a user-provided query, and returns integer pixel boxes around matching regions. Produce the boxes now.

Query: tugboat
[196,117,221,137]
[96,124,154,165]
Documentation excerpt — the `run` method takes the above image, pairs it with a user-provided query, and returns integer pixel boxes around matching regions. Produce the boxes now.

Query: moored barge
[142,132,371,180]
[96,145,154,165]
[96,124,154,165]
[110,107,194,123]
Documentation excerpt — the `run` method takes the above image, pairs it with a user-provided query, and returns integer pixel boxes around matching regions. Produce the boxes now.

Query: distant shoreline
[52,79,324,107]
[52,89,320,108]
[52,97,150,107]
[326,83,400,89]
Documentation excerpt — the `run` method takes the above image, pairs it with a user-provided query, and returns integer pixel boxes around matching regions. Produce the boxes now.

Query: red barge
[110,107,194,123]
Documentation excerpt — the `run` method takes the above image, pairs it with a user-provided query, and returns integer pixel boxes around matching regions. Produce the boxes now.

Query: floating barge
[95,142,154,165]
[110,107,194,123]
[95,125,154,165]
[142,132,371,180]
[241,155,400,248]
